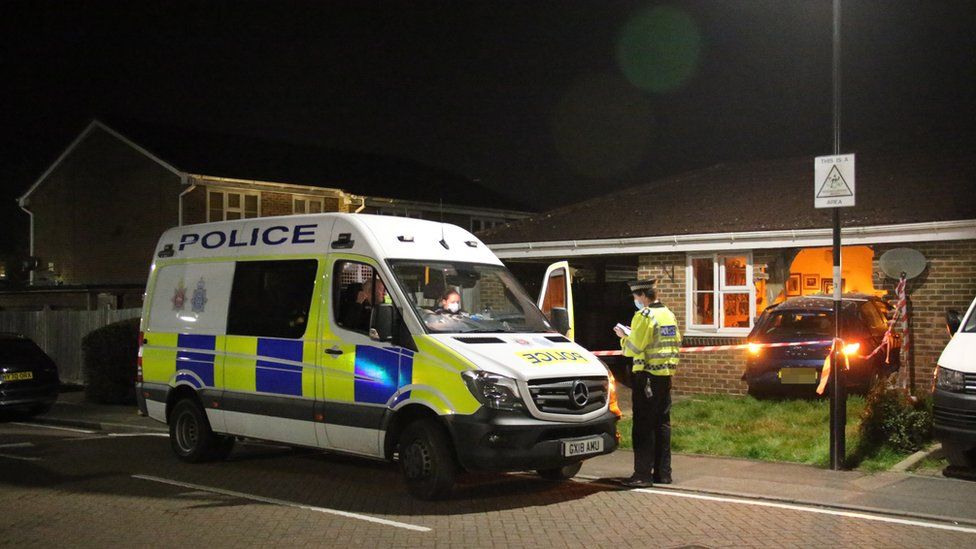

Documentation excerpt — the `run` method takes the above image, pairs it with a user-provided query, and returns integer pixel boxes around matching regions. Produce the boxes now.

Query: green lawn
[616,394,909,471]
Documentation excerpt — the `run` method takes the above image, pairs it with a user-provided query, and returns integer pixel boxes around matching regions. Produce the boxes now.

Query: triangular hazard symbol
[817,165,853,198]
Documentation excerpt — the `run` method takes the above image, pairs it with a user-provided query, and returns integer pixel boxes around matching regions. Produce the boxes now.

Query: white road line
[0,452,39,461]
[132,474,431,533]
[107,433,170,438]
[0,442,34,449]
[12,422,98,434]
[634,487,976,535]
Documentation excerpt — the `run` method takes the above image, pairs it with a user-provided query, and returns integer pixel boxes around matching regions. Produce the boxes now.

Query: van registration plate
[0,371,33,383]
[562,436,604,457]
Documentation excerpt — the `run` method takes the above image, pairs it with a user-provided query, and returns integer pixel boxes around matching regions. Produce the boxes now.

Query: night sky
[2,1,974,255]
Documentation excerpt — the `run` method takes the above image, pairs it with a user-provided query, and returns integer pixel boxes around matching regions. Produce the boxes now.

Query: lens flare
[616,6,702,94]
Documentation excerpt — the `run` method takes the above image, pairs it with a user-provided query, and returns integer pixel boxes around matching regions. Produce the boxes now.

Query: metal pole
[829,0,847,471]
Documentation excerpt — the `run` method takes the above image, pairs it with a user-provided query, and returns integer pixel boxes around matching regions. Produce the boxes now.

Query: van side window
[227,259,318,339]
[334,261,388,333]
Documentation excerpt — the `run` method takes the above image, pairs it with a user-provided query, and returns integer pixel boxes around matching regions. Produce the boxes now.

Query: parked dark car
[742,295,899,397]
[0,333,59,416]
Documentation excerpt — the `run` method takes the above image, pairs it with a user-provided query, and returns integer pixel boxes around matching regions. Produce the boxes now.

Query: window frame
[470,217,506,233]
[378,208,423,219]
[685,251,755,336]
[331,259,389,336]
[207,189,261,222]
[292,195,325,214]
[226,258,319,339]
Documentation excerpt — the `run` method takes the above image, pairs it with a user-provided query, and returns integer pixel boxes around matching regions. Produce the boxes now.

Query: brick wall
[634,241,976,396]
[261,191,293,216]
[872,240,976,389]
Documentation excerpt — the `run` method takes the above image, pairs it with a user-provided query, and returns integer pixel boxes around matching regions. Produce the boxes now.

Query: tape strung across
[590,340,830,357]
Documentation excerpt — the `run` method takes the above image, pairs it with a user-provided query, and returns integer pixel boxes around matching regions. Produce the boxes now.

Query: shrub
[859,382,933,454]
[82,317,140,404]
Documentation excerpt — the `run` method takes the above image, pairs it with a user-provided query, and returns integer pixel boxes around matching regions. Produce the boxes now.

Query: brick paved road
[1,422,974,548]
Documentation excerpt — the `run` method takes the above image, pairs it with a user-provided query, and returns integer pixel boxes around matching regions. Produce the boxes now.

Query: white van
[136,213,620,498]
[934,296,976,469]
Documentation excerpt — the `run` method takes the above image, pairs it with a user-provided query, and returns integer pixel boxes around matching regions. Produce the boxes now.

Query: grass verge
[616,394,912,470]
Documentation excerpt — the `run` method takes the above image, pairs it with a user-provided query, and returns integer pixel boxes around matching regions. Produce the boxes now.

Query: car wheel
[943,440,976,469]
[399,418,457,500]
[537,461,583,481]
[168,398,227,463]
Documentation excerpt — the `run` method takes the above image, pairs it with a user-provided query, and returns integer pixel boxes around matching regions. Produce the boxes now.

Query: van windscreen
[390,261,553,334]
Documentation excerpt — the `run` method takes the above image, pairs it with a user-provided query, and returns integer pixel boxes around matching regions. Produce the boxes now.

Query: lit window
[687,252,755,334]
[208,190,260,221]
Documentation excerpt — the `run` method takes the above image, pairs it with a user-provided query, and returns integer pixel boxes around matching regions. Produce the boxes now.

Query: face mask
[634,299,644,310]
[447,302,460,313]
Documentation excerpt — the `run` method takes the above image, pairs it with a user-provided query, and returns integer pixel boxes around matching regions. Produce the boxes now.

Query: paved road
[2,421,975,548]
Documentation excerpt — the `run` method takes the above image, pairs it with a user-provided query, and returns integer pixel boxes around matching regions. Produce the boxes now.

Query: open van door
[537,261,574,340]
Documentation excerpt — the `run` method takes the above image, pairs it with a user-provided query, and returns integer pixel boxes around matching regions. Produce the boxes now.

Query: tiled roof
[101,119,530,212]
[480,147,975,244]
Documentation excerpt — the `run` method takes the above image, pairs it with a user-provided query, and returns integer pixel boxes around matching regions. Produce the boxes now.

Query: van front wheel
[399,419,457,500]
[169,398,232,462]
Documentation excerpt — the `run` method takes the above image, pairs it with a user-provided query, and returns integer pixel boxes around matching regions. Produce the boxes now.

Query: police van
[136,213,619,499]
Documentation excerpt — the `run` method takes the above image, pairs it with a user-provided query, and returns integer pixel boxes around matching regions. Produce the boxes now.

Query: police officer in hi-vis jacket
[613,279,681,488]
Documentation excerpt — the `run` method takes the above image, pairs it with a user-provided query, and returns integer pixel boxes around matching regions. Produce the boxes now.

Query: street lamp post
[829,0,847,471]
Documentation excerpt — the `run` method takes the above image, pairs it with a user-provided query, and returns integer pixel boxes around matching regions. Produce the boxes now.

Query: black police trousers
[631,370,672,481]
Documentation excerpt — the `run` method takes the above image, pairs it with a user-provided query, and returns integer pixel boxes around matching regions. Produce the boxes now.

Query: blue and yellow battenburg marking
[176,334,216,387]
[255,339,305,396]
[354,346,414,405]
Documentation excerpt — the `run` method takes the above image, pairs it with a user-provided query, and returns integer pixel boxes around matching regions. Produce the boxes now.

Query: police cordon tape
[590,339,831,357]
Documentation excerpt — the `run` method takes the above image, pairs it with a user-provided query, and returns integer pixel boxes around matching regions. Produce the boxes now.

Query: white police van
[934,296,976,469]
[137,213,620,498]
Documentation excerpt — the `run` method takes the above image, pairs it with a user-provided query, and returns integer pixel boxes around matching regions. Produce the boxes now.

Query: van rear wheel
[399,419,457,500]
[169,398,232,462]
[943,440,976,469]
[537,461,583,481]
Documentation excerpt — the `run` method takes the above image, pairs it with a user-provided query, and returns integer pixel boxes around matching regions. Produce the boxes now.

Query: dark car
[0,333,59,416]
[742,295,899,397]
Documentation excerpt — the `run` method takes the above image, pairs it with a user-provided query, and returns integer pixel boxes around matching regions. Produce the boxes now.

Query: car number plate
[779,368,817,384]
[562,436,604,457]
[0,371,34,383]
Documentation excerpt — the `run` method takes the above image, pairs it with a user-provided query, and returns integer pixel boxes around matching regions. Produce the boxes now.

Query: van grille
[527,376,607,415]
[965,373,976,395]
[934,405,976,429]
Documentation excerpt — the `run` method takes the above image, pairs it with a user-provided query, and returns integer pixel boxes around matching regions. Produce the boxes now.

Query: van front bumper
[933,388,976,448]
[444,408,618,472]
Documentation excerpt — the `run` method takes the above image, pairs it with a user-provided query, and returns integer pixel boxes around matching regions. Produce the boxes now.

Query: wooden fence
[0,308,142,384]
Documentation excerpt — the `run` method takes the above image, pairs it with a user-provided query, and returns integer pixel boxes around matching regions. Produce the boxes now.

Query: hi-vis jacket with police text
[620,302,681,376]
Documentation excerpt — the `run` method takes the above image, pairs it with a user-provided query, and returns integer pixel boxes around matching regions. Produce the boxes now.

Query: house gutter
[354,195,366,213]
[177,177,194,226]
[488,219,976,259]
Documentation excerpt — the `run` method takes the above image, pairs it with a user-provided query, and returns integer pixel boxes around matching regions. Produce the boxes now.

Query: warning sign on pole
[814,154,855,208]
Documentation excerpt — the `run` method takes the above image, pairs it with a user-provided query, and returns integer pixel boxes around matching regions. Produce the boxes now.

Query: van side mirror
[370,303,396,342]
[946,309,962,336]
[550,307,570,336]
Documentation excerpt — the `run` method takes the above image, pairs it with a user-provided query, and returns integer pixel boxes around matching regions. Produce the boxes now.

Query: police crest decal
[191,277,208,313]
[171,279,187,311]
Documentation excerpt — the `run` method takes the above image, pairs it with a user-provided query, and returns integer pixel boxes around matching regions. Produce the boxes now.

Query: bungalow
[481,145,976,394]
[8,120,529,309]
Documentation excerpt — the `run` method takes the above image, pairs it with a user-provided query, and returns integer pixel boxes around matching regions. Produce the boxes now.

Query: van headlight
[935,366,966,393]
[461,371,524,411]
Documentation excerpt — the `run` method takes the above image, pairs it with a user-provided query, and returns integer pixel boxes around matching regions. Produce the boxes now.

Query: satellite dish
[879,248,926,279]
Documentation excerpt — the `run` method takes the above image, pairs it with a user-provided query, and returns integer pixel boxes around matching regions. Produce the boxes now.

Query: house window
[293,196,324,214]
[471,217,505,233]
[208,190,259,221]
[687,252,754,335]
[379,209,423,219]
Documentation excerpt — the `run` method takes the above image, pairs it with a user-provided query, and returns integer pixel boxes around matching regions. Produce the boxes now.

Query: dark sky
[2,1,974,254]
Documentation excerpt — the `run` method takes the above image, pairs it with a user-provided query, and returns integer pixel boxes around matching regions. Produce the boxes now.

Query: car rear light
[842,342,861,356]
[747,342,762,356]
[607,370,621,418]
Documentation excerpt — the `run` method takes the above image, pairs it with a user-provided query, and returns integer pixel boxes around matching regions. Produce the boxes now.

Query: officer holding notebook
[613,279,681,488]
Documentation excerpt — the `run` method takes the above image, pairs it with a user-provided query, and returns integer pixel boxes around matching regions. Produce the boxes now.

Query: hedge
[81,317,140,404]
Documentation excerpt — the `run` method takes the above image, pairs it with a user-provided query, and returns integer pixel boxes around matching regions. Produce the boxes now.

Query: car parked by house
[933,296,976,469]
[0,333,59,417]
[742,294,899,397]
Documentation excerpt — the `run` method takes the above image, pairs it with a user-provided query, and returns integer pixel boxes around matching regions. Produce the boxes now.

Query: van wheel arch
[384,404,452,462]
[165,385,202,424]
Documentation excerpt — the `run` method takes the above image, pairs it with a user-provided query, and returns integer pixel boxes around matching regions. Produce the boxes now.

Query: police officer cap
[628,279,657,292]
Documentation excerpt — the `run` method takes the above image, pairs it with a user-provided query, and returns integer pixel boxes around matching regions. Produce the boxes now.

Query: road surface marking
[0,442,34,449]
[132,474,431,533]
[634,487,976,534]
[107,433,170,438]
[12,422,98,434]
[0,452,39,461]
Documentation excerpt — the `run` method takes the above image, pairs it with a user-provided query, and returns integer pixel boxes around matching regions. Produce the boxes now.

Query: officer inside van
[341,276,387,331]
